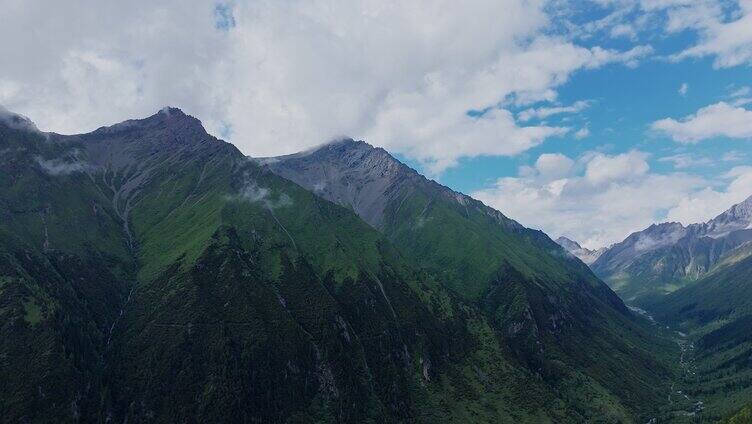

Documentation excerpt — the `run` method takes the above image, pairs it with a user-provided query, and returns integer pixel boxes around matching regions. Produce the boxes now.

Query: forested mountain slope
[0,110,675,422]
[266,138,677,419]
[651,242,752,420]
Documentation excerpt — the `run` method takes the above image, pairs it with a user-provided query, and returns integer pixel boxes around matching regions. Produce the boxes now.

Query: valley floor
[632,305,750,423]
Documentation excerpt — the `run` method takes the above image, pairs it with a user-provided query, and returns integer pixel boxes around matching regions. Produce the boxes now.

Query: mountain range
[590,195,752,306]
[557,195,752,419]
[0,108,683,422]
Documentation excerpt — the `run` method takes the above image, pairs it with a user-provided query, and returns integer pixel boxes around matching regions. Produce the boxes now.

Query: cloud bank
[0,0,654,173]
[471,150,748,248]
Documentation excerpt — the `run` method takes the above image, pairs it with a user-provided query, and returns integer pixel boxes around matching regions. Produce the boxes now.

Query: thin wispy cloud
[678,82,688,96]
[517,101,590,122]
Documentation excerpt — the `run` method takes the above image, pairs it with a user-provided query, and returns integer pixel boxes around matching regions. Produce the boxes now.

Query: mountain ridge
[265,135,678,419]
[591,195,752,305]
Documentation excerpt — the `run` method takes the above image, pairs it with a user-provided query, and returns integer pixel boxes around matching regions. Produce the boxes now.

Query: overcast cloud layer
[2,0,752,247]
[0,0,657,170]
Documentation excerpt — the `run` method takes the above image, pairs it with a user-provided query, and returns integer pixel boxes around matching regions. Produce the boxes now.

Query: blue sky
[432,54,752,195]
[418,2,752,193]
[2,0,752,247]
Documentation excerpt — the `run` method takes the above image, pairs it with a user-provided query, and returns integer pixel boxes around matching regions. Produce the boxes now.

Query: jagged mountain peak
[268,137,542,237]
[592,193,752,305]
[266,137,408,172]
[621,221,687,250]
[647,221,685,229]
[16,108,235,193]
[87,106,211,146]
[261,138,426,228]
[264,138,526,237]
[703,194,752,236]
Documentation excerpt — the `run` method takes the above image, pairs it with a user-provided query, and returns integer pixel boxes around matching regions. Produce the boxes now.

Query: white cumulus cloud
[666,166,752,223]
[472,150,708,248]
[671,1,752,68]
[652,102,752,143]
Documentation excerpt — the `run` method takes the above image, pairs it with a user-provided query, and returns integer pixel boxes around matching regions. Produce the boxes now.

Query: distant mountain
[0,111,676,422]
[555,236,605,265]
[265,138,677,420]
[589,194,752,419]
[591,195,752,306]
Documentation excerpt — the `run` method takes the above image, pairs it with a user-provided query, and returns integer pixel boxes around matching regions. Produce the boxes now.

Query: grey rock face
[555,236,582,252]
[701,195,752,238]
[40,107,234,251]
[261,138,519,232]
[592,222,688,275]
[259,139,415,229]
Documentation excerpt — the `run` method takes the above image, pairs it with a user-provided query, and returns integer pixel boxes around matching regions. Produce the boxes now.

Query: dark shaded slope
[0,121,135,421]
[97,127,588,422]
[724,402,752,424]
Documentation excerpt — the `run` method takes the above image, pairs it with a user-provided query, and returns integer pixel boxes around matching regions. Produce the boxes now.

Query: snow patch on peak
[702,194,752,238]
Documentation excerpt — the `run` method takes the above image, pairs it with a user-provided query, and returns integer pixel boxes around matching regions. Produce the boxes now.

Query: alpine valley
[0,107,748,423]
[558,196,752,421]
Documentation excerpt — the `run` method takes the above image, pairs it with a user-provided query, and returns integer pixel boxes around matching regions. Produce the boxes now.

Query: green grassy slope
[384,186,676,419]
